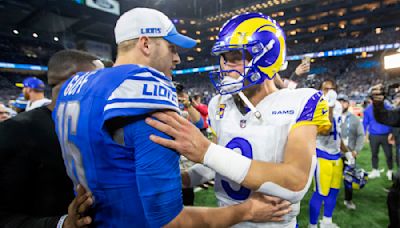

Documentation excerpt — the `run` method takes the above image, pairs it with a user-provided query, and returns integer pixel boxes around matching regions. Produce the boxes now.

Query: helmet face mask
[209,44,262,95]
[209,12,286,95]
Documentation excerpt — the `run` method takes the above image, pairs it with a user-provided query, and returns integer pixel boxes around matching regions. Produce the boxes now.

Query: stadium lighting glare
[32,33,38,38]
[54,36,59,41]
[12,29,19,35]
[384,53,400,69]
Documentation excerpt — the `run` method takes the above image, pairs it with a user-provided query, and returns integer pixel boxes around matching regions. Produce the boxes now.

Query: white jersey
[208,88,331,227]
[26,98,51,111]
[316,100,342,155]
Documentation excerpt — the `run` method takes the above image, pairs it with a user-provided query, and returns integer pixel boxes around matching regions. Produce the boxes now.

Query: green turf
[194,144,395,227]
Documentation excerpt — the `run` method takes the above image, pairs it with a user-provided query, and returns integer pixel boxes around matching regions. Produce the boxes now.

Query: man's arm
[182,164,215,188]
[187,104,202,124]
[242,125,316,192]
[146,112,317,202]
[165,193,291,227]
[288,63,310,81]
[354,117,366,154]
[370,83,400,127]
[129,117,290,227]
[363,109,369,134]
[181,95,201,124]
[373,102,400,127]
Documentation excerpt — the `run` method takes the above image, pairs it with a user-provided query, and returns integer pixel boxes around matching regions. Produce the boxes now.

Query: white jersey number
[56,101,89,190]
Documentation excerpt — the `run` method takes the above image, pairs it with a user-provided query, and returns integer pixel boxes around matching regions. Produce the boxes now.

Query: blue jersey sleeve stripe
[103,108,158,122]
[296,91,322,122]
[104,102,179,112]
[106,98,178,107]
[126,76,160,82]
[125,76,176,92]
[133,68,173,85]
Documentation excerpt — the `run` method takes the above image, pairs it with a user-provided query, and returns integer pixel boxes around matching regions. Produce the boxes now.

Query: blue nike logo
[322,108,328,115]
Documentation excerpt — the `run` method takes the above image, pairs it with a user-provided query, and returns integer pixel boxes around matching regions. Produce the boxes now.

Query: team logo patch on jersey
[271,110,295,115]
[216,104,226,119]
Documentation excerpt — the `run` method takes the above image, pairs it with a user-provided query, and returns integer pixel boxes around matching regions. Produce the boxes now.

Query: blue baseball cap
[15,77,46,91]
[114,8,197,49]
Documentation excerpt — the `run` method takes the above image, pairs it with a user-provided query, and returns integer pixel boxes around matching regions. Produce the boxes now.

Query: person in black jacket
[370,83,400,228]
[0,49,103,228]
[371,84,400,127]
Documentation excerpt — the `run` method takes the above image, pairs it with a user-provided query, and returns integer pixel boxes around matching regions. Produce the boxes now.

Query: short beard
[233,84,262,115]
[343,107,348,113]
[242,80,262,99]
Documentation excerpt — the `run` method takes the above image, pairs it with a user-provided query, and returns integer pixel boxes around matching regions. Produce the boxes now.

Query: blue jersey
[53,64,183,227]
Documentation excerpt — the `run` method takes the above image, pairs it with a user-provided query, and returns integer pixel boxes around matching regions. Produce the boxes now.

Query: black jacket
[0,107,74,228]
[373,102,400,127]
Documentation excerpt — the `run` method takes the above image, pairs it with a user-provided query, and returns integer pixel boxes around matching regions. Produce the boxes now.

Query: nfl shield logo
[240,119,247,128]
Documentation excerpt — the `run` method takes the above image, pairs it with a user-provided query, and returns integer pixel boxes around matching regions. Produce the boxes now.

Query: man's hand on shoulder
[63,185,93,228]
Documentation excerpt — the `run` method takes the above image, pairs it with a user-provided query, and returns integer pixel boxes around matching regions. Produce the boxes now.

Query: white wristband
[203,143,252,184]
[57,214,68,228]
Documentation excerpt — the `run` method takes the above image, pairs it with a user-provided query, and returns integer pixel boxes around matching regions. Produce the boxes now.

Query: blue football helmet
[344,164,368,190]
[209,12,286,95]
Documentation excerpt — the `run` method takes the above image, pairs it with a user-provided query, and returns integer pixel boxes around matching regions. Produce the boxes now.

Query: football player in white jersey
[308,79,354,228]
[146,13,332,227]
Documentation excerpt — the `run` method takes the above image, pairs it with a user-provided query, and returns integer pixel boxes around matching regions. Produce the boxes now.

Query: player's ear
[138,36,151,56]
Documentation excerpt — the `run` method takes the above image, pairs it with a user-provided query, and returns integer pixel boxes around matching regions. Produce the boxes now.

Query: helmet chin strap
[220,74,262,119]
[238,91,262,119]
[236,61,263,119]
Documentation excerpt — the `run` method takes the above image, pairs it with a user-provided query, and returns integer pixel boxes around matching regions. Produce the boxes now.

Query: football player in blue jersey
[54,8,292,228]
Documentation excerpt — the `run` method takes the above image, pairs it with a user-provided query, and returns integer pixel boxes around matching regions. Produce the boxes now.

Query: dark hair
[318,79,337,90]
[193,94,202,100]
[174,82,184,94]
[47,49,99,86]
